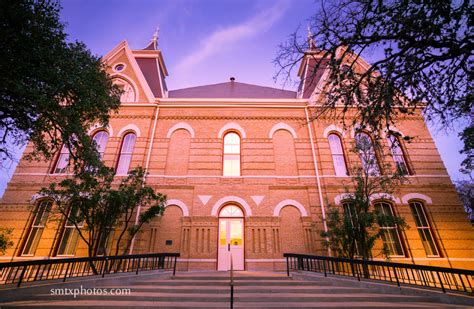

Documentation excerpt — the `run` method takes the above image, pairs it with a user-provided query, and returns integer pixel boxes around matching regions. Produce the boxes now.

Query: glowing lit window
[375,202,404,256]
[116,133,136,175]
[219,205,244,217]
[328,133,348,176]
[22,200,52,256]
[223,132,240,176]
[355,132,380,176]
[53,145,70,174]
[409,201,439,256]
[387,135,410,175]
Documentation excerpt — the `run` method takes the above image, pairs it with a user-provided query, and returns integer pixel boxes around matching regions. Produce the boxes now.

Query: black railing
[0,252,180,287]
[284,253,474,295]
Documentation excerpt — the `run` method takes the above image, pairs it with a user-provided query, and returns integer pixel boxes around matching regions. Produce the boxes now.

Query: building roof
[168,81,297,99]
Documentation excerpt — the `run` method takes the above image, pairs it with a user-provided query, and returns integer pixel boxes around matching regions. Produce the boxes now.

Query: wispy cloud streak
[176,1,289,72]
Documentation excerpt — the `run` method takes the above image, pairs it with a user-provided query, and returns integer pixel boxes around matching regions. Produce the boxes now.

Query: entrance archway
[217,205,244,271]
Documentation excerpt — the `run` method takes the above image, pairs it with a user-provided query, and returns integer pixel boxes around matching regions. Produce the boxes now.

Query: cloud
[175,1,289,72]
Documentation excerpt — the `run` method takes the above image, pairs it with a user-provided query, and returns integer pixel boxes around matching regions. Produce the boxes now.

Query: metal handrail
[284,253,474,295]
[0,252,180,287]
[230,253,234,309]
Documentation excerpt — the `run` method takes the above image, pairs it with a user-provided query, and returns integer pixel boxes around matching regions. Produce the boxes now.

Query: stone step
[172,275,291,281]
[0,271,469,308]
[106,285,368,294]
[131,279,330,286]
[2,301,461,309]
[11,292,440,304]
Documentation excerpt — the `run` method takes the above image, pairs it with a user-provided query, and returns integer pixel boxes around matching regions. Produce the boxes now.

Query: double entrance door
[218,218,244,270]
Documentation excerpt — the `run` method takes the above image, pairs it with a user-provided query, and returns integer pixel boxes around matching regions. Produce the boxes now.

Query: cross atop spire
[143,26,160,50]
[152,26,160,47]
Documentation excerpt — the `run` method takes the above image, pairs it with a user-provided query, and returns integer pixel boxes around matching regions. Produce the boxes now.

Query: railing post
[102,258,109,278]
[136,258,140,275]
[354,261,360,281]
[323,260,327,277]
[286,256,290,277]
[393,266,401,288]
[173,256,177,276]
[17,266,27,287]
[63,262,71,282]
[436,271,446,293]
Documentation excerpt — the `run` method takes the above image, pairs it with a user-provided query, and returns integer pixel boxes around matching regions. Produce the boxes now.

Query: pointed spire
[143,26,160,50]
[307,25,317,50]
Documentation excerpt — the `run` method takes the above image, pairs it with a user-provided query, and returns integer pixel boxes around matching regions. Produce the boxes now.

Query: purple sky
[0,0,468,197]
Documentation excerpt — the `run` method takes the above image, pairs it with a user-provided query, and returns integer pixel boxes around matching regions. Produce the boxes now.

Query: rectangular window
[57,206,84,256]
[375,202,405,256]
[328,134,348,176]
[22,200,52,256]
[409,201,439,256]
[96,229,114,256]
[343,202,360,256]
[355,133,380,176]
[387,135,410,175]
[53,145,70,174]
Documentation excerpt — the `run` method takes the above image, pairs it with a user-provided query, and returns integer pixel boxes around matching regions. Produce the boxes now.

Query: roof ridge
[170,81,295,93]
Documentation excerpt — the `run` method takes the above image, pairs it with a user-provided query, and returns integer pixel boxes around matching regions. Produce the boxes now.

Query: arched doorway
[218,205,244,271]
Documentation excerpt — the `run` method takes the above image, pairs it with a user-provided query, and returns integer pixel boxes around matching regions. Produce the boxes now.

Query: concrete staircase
[0,271,471,308]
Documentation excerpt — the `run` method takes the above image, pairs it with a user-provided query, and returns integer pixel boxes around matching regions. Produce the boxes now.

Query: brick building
[1,37,473,271]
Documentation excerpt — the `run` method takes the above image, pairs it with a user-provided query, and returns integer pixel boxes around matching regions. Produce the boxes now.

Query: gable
[102,41,155,103]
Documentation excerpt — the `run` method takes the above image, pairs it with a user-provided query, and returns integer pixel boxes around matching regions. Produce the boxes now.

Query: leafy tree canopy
[0,228,14,255]
[40,166,166,264]
[0,0,121,169]
[321,133,407,260]
[276,0,472,171]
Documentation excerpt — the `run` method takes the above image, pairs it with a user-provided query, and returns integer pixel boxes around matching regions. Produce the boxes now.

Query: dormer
[103,30,169,103]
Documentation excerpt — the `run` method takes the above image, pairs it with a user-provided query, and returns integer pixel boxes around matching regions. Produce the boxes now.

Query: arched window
[223,132,240,176]
[387,134,410,175]
[53,144,70,174]
[409,200,439,256]
[355,132,380,176]
[374,201,404,256]
[116,132,136,175]
[22,200,52,256]
[328,133,348,176]
[92,131,109,160]
[219,205,244,217]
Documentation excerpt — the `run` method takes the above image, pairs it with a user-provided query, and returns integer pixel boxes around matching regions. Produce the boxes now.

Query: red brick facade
[1,40,473,271]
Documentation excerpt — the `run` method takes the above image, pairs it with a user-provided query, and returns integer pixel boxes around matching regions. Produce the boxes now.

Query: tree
[321,135,407,260]
[275,0,472,171]
[455,178,474,222]
[0,228,14,255]
[40,166,166,273]
[0,0,121,169]
[110,168,166,257]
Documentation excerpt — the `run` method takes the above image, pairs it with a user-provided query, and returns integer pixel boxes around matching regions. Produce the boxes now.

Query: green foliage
[321,136,408,260]
[455,179,474,218]
[275,0,472,171]
[39,166,166,261]
[0,0,121,169]
[0,228,14,255]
